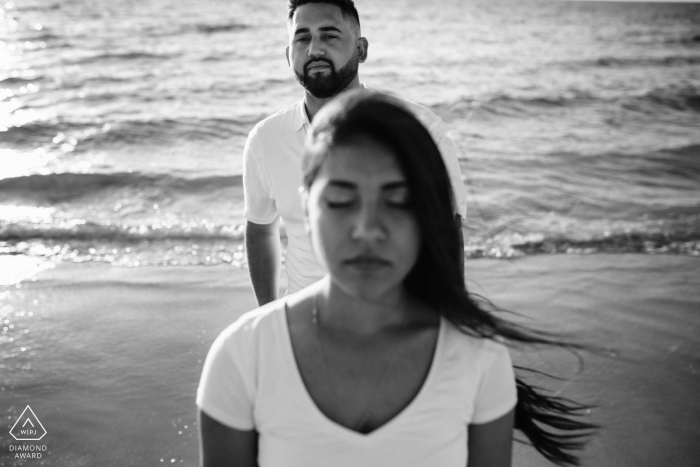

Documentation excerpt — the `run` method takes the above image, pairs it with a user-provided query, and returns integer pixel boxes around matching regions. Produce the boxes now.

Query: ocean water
[1,0,699,270]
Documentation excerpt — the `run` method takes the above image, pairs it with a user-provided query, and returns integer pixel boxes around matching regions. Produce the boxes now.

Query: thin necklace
[312,293,403,432]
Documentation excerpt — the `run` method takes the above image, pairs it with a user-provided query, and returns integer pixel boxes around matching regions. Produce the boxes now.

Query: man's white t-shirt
[243,89,468,293]
[196,302,517,467]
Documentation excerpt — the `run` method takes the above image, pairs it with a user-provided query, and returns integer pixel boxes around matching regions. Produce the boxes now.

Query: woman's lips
[343,255,392,271]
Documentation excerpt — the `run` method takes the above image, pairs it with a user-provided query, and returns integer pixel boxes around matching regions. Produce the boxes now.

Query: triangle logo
[9,406,47,441]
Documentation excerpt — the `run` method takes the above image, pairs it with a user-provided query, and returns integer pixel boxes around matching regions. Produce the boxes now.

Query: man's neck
[303,78,362,122]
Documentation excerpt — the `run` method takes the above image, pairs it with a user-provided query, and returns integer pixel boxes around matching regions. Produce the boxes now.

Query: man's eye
[296,37,310,43]
[323,35,338,40]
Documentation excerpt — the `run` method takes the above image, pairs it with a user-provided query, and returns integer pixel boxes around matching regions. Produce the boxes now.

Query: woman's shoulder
[216,299,287,343]
[442,320,511,361]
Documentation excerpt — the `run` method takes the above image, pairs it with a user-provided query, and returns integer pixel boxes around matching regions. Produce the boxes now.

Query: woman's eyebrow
[327,180,357,190]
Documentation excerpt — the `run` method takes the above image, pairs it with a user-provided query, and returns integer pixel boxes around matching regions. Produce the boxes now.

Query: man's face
[287,3,365,99]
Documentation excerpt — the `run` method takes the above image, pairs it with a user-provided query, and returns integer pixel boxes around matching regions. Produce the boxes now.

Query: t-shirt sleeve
[243,127,278,224]
[471,342,517,425]
[196,324,256,430]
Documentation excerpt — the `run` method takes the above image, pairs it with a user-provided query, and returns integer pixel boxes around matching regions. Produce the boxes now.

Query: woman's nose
[351,206,387,242]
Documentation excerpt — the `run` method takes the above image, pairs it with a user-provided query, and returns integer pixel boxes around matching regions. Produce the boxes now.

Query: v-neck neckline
[281,303,444,441]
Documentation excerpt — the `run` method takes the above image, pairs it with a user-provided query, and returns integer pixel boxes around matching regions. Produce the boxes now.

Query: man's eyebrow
[294,25,343,36]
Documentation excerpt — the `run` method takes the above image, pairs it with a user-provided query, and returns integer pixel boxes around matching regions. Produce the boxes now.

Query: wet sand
[1,254,698,466]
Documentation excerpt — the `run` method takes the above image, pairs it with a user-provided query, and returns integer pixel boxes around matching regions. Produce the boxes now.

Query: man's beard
[294,52,360,99]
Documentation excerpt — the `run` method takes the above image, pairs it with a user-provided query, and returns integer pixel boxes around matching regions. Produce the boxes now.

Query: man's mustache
[304,58,334,73]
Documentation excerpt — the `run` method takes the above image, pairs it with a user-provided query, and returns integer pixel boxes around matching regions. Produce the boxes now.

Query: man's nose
[308,37,326,57]
[351,205,387,243]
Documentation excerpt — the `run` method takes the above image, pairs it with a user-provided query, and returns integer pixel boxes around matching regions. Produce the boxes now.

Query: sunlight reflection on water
[0,254,54,286]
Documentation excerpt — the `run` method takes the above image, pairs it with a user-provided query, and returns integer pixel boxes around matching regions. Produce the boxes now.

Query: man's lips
[305,60,332,72]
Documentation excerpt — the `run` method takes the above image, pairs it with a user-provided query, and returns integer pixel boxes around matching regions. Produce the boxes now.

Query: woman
[197,90,595,467]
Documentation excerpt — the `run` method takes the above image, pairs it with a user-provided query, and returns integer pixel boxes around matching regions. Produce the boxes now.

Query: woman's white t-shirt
[196,301,517,467]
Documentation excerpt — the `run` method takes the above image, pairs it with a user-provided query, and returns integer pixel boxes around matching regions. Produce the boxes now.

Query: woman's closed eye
[321,184,410,209]
[325,199,354,208]
[323,191,356,208]
[383,187,411,209]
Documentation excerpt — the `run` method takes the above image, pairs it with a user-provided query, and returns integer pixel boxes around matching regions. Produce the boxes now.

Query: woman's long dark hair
[303,89,597,466]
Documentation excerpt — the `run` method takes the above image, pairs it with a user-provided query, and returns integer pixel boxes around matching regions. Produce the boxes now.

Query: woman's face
[304,135,421,300]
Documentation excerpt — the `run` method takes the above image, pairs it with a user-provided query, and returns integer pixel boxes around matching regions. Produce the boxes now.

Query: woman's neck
[317,277,430,336]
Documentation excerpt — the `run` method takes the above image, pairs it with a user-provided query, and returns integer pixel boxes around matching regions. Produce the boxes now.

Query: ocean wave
[505,232,700,257]
[573,143,700,180]
[642,86,700,113]
[437,90,600,118]
[663,144,700,158]
[1,116,252,147]
[191,22,249,34]
[0,220,250,268]
[555,55,700,69]
[0,225,697,269]
[462,228,700,258]
[66,51,178,66]
[15,32,64,42]
[636,144,700,182]
[598,55,700,67]
[0,172,242,203]
[436,92,587,118]
[0,219,245,243]
[142,21,249,37]
[79,117,252,147]
[44,75,136,90]
[0,121,88,145]
[8,2,60,11]
[0,76,44,86]
[439,84,700,118]
[666,34,700,45]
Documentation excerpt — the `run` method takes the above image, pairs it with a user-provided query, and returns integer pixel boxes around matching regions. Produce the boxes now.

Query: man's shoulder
[250,101,301,137]
[398,96,444,128]
[363,85,441,122]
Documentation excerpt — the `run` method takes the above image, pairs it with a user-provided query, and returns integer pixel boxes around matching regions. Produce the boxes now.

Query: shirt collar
[293,83,369,133]
[293,100,310,133]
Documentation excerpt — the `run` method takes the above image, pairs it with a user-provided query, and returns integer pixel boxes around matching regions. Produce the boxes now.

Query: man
[244,0,467,305]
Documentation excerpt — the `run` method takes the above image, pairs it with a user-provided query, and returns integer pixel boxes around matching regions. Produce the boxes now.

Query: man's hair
[287,0,360,28]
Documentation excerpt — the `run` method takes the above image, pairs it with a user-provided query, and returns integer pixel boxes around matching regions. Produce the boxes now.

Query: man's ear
[357,37,368,63]
[285,46,291,67]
